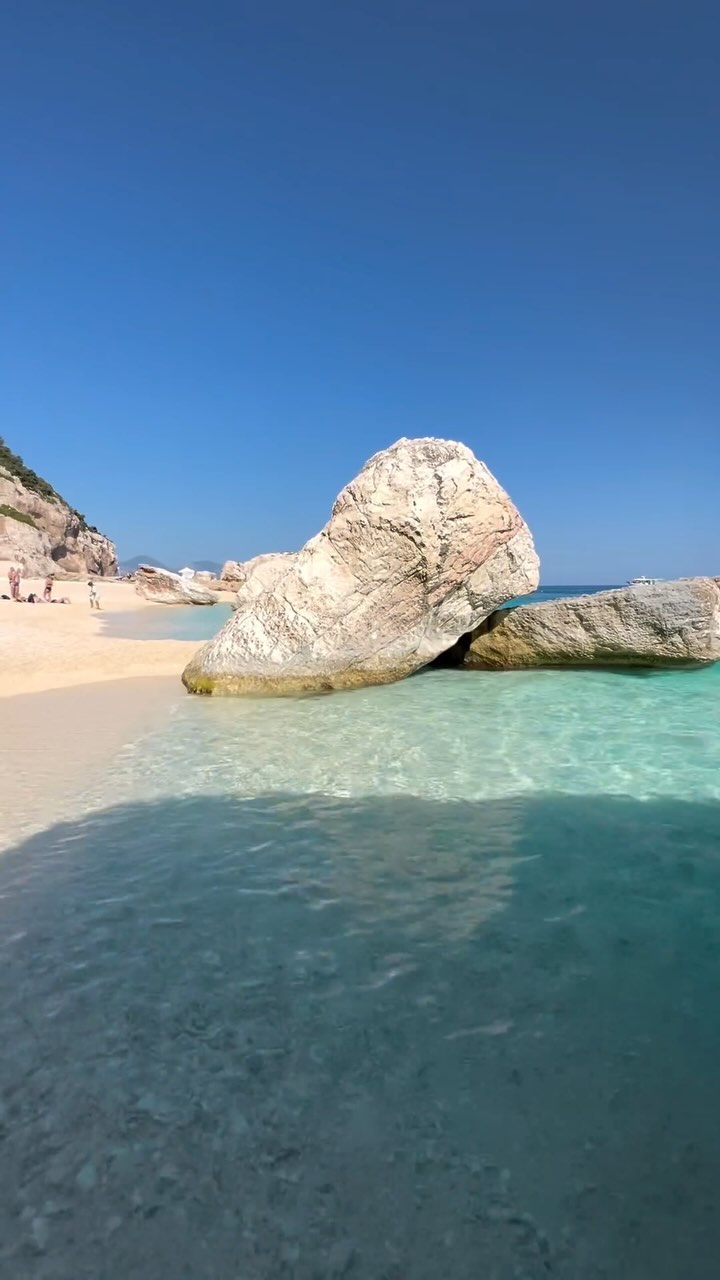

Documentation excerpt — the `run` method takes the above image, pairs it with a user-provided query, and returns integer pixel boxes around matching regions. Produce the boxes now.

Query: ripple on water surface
[1,666,720,1278]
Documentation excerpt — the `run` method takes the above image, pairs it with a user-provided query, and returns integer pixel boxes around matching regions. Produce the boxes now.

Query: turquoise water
[2,665,720,1276]
[104,602,233,640]
[511,583,617,607]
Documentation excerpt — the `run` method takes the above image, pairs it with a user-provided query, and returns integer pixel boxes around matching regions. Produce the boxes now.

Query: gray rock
[31,1215,49,1251]
[182,437,538,696]
[328,1238,357,1275]
[459,578,720,669]
[76,1161,98,1192]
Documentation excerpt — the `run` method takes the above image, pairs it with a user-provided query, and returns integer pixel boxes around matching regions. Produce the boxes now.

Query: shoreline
[0,577,220,698]
[0,676,184,850]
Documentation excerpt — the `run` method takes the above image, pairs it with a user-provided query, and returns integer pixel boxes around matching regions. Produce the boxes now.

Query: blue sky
[2,1,718,580]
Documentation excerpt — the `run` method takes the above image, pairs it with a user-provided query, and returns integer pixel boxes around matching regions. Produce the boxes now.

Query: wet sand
[0,678,184,849]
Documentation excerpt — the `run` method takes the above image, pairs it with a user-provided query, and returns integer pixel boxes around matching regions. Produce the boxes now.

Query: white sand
[0,577,219,697]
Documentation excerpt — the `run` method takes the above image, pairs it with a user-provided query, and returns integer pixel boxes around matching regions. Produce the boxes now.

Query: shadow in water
[1,790,719,1279]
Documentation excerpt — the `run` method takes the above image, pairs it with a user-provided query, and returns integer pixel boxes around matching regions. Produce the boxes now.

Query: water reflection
[1,790,719,1277]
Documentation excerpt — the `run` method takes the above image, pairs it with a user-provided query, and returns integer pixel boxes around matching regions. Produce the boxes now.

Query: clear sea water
[3,591,720,1277]
[103,602,234,640]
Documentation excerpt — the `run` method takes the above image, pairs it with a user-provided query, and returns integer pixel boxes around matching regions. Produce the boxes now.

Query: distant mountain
[118,554,172,574]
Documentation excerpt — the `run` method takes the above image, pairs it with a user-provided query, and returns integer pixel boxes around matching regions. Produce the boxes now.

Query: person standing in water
[88,579,100,610]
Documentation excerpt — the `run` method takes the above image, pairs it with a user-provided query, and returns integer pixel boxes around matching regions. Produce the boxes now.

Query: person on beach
[7,566,15,596]
[43,574,53,601]
[88,579,100,610]
[11,567,21,601]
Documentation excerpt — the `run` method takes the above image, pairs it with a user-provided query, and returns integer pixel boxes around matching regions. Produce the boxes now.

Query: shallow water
[2,666,720,1277]
[103,603,233,641]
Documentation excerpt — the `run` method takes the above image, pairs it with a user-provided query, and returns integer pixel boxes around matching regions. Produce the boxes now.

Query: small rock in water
[327,1239,357,1275]
[31,1215,49,1251]
[230,1109,249,1136]
[157,1162,180,1187]
[76,1161,97,1192]
[42,1199,67,1218]
[136,1091,173,1119]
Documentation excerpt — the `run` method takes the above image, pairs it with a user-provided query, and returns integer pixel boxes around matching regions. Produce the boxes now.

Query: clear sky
[2,1,718,580]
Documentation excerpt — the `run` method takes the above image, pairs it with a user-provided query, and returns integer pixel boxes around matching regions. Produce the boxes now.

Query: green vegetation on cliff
[0,503,37,527]
[0,437,97,532]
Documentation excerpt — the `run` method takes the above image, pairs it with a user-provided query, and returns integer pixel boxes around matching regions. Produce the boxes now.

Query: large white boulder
[183,437,538,695]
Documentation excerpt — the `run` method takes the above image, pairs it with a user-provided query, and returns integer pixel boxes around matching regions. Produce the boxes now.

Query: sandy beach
[0,576,209,698]
[0,578,215,844]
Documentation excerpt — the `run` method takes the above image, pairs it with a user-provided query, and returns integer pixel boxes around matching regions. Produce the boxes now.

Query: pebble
[45,1162,68,1189]
[76,1161,97,1192]
[136,1091,173,1118]
[230,1110,249,1136]
[31,1216,49,1251]
[327,1239,356,1275]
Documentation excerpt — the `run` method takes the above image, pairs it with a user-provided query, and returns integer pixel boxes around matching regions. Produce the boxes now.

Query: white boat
[627,575,658,586]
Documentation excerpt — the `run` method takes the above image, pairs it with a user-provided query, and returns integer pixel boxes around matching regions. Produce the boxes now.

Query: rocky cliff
[0,438,117,576]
